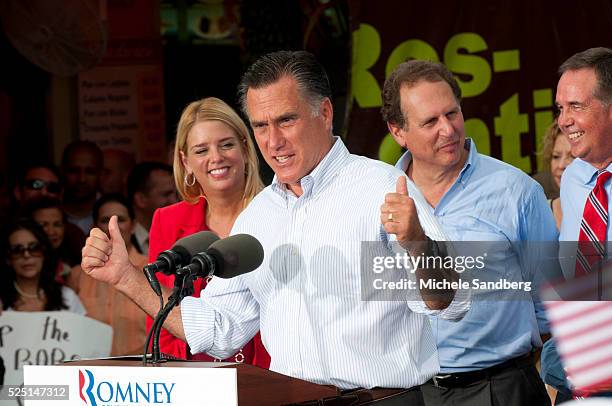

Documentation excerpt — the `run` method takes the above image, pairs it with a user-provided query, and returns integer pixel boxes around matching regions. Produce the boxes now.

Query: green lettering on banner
[464,118,491,156]
[533,88,552,108]
[492,50,520,72]
[443,33,491,98]
[378,133,403,164]
[351,24,382,108]
[349,25,546,171]
[494,93,530,172]
[386,39,438,77]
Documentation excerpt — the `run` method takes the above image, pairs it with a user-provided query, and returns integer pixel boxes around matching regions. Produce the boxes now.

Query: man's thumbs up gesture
[81,216,187,339]
[81,215,133,287]
[381,176,427,252]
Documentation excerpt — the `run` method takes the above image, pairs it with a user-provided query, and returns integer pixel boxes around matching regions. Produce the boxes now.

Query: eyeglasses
[7,242,44,259]
[23,179,62,194]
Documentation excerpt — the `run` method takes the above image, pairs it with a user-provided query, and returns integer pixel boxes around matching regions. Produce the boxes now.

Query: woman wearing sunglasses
[0,218,85,313]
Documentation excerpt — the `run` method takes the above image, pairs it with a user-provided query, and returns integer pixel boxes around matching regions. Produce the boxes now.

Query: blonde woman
[146,97,269,367]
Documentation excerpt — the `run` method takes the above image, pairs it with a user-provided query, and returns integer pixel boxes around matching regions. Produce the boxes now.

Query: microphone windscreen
[207,234,264,278]
[174,231,220,260]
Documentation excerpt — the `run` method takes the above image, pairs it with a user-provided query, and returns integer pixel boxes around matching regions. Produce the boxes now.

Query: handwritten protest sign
[0,312,112,404]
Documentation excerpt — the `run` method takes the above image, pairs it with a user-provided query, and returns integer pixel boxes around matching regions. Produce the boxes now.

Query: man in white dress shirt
[81,51,468,403]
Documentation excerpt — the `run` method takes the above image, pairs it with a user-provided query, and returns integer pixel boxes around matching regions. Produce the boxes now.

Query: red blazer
[145,198,270,368]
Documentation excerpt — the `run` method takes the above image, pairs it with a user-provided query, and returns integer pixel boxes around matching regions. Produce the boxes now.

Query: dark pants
[367,387,425,405]
[421,358,550,406]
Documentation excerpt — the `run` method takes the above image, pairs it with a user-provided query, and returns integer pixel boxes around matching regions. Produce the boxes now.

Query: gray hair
[559,47,612,105]
[237,50,332,117]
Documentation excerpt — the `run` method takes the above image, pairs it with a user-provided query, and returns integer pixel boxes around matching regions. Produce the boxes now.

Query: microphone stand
[148,267,195,364]
[142,251,192,365]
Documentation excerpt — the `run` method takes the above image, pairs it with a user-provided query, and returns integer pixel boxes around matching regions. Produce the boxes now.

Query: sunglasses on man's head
[23,179,62,194]
[7,242,44,259]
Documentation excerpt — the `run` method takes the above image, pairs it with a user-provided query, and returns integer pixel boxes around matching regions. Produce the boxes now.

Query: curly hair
[539,122,563,172]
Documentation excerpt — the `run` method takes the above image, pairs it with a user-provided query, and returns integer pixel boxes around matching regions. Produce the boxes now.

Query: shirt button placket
[291,200,307,377]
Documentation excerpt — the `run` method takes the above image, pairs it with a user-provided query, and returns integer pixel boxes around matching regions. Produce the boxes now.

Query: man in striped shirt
[81,51,469,403]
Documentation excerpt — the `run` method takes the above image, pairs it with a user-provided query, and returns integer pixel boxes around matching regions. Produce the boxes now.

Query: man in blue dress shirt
[381,60,556,405]
[542,47,612,400]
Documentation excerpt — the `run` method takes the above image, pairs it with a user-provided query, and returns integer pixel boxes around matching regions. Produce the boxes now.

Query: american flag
[543,268,612,395]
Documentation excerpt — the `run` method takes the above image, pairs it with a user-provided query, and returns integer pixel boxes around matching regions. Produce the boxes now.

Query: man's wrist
[425,236,441,258]
[116,263,141,294]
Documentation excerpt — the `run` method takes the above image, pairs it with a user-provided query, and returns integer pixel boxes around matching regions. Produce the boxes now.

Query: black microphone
[143,231,220,296]
[179,234,264,279]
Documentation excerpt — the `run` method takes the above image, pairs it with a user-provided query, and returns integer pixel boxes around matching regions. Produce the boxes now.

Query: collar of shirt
[133,221,149,245]
[564,157,612,186]
[270,137,349,202]
[395,138,475,186]
[394,139,476,216]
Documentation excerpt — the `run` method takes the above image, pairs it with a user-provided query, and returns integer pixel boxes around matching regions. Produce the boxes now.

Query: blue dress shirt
[396,139,558,372]
[559,158,612,277]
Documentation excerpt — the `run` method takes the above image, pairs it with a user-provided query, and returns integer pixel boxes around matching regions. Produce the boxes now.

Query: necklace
[13,281,42,299]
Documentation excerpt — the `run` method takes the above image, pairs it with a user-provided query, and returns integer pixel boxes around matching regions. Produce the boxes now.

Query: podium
[24,358,339,405]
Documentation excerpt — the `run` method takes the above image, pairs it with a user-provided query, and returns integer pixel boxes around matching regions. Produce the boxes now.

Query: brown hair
[382,60,461,129]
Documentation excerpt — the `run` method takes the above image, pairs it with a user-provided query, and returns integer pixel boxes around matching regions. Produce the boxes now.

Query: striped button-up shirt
[181,138,469,389]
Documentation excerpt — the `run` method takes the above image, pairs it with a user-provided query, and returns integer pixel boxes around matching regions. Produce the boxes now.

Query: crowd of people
[0,141,182,357]
[0,46,610,405]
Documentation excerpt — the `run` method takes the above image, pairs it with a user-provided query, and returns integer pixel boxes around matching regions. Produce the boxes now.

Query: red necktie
[576,170,612,276]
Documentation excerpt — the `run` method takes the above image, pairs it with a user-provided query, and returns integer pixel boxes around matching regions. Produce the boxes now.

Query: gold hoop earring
[184,172,196,187]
